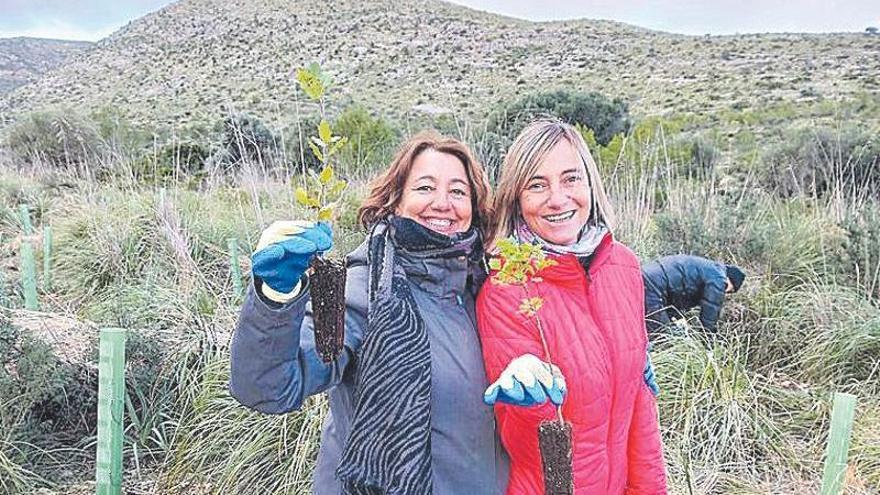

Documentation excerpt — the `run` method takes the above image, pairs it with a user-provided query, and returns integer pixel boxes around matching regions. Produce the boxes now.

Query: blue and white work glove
[643,353,660,397]
[251,221,333,303]
[484,354,567,407]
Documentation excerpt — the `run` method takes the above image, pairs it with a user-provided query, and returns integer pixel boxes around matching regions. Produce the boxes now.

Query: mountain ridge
[1,0,877,128]
[0,37,92,96]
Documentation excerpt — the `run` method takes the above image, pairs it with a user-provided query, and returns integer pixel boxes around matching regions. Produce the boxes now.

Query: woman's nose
[431,192,452,210]
[546,185,569,209]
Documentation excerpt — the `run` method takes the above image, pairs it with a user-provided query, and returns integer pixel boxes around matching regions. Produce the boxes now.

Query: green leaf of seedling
[295,187,311,207]
[308,141,325,163]
[318,165,334,185]
[295,66,324,101]
[329,136,348,156]
[329,179,347,198]
[318,119,332,144]
[317,206,334,221]
[488,258,502,271]
[309,61,333,88]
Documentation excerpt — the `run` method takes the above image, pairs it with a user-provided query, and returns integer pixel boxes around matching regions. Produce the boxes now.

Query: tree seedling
[490,239,573,495]
[294,63,348,363]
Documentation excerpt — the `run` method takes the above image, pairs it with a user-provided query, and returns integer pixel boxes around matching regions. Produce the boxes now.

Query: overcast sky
[1,0,879,41]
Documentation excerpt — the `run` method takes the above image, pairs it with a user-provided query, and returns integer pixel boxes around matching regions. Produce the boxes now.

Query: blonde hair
[357,130,494,231]
[489,118,615,246]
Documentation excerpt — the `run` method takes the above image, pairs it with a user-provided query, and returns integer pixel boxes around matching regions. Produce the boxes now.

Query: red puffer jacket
[477,233,667,494]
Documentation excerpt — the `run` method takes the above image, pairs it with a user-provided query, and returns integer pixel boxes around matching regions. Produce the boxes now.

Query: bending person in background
[642,254,746,336]
[229,131,508,494]
[477,118,667,494]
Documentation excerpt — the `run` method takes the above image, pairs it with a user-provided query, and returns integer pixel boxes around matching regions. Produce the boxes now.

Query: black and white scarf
[336,216,481,495]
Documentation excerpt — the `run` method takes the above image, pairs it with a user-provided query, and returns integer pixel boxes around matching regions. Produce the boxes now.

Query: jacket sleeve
[229,274,367,414]
[624,379,668,494]
[698,277,727,332]
[477,287,558,423]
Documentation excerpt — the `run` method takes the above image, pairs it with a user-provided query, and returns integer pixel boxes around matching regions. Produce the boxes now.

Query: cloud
[447,0,880,34]
[0,0,170,41]
[0,19,116,41]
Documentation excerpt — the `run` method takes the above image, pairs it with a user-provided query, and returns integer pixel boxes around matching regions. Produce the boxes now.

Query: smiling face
[518,139,592,245]
[395,148,473,235]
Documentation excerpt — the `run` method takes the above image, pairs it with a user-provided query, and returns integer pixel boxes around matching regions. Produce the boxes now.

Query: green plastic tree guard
[43,226,52,292]
[228,237,244,299]
[96,328,126,495]
[820,392,857,495]
[18,204,33,235]
[20,242,38,310]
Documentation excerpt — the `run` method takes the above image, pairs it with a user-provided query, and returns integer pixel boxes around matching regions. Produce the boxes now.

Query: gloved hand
[484,354,566,407]
[643,353,659,396]
[251,221,333,302]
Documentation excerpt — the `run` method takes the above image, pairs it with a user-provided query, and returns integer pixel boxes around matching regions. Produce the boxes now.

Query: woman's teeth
[425,218,453,229]
[544,211,575,223]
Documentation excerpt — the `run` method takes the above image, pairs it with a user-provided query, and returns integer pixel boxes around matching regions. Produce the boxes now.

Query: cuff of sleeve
[261,280,303,303]
[252,276,309,311]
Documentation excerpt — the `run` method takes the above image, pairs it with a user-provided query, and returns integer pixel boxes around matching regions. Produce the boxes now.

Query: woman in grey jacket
[229,131,508,494]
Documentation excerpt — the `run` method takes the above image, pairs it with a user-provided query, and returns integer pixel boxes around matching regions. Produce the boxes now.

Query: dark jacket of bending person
[642,254,746,335]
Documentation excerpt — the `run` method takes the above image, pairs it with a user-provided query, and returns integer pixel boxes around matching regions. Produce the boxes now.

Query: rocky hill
[0,37,92,95]
[1,0,878,128]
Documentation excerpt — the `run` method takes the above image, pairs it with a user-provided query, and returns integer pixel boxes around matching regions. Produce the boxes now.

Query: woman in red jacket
[477,118,667,494]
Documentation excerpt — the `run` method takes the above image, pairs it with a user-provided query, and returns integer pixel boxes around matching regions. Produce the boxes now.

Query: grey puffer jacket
[229,238,509,494]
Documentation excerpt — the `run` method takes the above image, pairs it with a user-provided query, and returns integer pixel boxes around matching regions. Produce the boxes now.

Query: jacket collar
[538,231,615,286]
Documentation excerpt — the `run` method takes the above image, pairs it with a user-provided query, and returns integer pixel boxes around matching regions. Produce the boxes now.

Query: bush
[2,110,104,170]
[333,105,399,177]
[838,199,880,290]
[487,89,631,146]
[651,187,846,283]
[210,113,280,172]
[91,106,151,157]
[0,316,97,487]
[132,140,211,186]
[283,115,323,174]
[763,125,880,198]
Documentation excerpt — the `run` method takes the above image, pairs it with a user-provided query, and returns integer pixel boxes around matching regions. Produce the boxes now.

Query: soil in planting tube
[538,419,574,495]
[309,255,346,363]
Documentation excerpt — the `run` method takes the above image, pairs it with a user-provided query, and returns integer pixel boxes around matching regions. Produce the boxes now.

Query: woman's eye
[527,182,546,192]
[415,185,434,192]
[565,174,583,184]
[451,188,468,197]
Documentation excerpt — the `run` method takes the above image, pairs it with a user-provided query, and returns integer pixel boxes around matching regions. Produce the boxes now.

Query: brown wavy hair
[357,130,494,232]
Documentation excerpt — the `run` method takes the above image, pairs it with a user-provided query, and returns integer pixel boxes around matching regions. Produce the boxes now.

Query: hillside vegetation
[0,37,91,96]
[1,0,878,129]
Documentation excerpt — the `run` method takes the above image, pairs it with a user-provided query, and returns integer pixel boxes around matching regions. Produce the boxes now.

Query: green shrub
[0,316,97,488]
[91,106,151,157]
[132,140,210,186]
[840,199,880,290]
[763,125,880,198]
[283,115,323,174]
[488,89,631,146]
[2,110,104,170]
[333,105,399,177]
[212,113,280,172]
[651,187,845,283]
[748,281,880,393]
